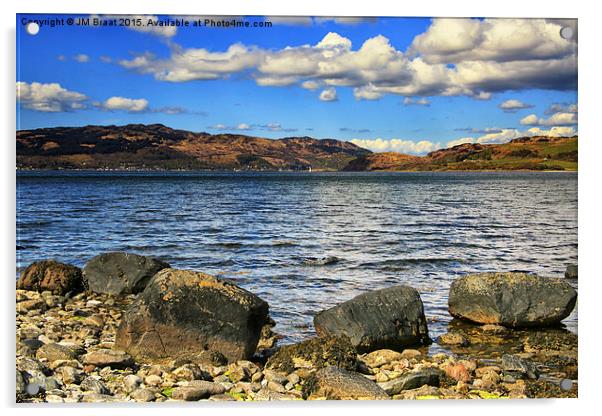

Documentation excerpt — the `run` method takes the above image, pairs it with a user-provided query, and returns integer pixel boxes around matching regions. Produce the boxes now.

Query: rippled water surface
[16,171,578,343]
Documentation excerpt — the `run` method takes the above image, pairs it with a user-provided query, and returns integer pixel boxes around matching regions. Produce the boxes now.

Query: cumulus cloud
[102,96,149,112]
[350,138,441,155]
[499,99,534,112]
[403,97,431,106]
[520,111,577,126]
[447,137,475,147]
[116,18,576,101]
[319,87,338,101]
[17,81,87,112]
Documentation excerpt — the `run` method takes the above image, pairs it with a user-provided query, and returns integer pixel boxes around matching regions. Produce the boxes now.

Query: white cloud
[350,138,441,155]
[525,126,577,137]
[499,99,533,112]
[102,96,149,112]
[410,18,575,64]
[403,97,431,106]
[74,54,90,63]
[520,111,577,126]
[16,81,87,112]
[117,19,576,101]
[319,87,338,102]
[301,80,321,90]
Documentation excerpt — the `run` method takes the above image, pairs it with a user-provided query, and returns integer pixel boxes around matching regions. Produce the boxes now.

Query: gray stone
[501,354,539,380]
[36,343,79,362]
[57,366,82,384]
[449,273,577,327]
[130,388,156,402]
[305,366,390,400]
[377,368,443,395]
[82,349,134,368]
[83,252,170,295]
[123,374,142,393]
[314,285,430,352]
[80,376,109,394]
[171,380,225,401]
[115,269,269,363]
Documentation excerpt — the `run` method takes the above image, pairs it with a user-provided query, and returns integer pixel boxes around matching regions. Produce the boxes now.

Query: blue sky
[16,14,578,154]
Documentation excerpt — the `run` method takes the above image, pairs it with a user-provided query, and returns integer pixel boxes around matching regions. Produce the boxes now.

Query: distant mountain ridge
[16,124,577,171]
[343,136,578,171]
[16,124,370,171]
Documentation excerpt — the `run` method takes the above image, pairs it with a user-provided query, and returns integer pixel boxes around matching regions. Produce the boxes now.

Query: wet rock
[83,252,170,295]
[360,349,404,368]
[314,285,430,352]
[36,343,79,362]
[565,264,577,279]
[115,269,269,364]
[438,332,469,346]
[304,366,389,400]
[130,388,156,402]
[17,260,84,295]
[501,354,539,379]
[266,335,357,372]
[171,380,225,401]
[377,368,443,395]
[82,349,134,369]
[80,376,109,394]
[448,273,577,327]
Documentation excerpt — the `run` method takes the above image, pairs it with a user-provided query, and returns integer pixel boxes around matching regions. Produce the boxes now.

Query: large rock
[115,268,269,363]
[448,273,577,327]
[313,285,430,352]
[304,366,390,400]
[83,252,170,295]
[17,260,84,295]
[266,335,357,373]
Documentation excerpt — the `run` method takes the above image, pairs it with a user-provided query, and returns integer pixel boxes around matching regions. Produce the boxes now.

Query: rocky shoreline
[16,253,578,402]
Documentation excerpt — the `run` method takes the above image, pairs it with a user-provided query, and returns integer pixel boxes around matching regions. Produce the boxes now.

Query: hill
[343,136,577,171]
[16,124,370,171]
[16,124,577,171]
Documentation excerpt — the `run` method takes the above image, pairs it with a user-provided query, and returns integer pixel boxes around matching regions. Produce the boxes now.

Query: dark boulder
[115,268,269,363]
[83,252,170,295]
[448,272,577,327]
[17,260,84,295]
[313,285,430,352]
[565,264,577,279]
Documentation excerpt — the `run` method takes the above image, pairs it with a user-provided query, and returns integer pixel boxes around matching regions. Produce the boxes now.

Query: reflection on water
[16,171,578,343]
